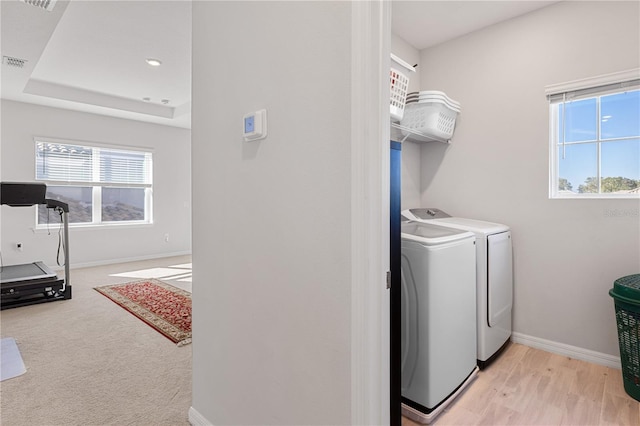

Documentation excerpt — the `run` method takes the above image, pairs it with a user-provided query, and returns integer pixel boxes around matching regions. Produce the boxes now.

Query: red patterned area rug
[94,279,191,346]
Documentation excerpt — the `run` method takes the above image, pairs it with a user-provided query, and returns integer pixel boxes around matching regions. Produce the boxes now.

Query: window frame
[547,70,640,199]
[34,137,154,228]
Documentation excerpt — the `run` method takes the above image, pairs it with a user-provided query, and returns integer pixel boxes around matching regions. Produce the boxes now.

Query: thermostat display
[243,109,267,141]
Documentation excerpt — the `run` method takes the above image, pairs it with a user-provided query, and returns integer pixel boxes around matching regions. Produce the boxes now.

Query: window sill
[550,194,640,200]
[34,221,153,233]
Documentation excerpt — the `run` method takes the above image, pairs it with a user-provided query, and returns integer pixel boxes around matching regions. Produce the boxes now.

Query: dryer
[400,221,478,424]
[403,208,513,369]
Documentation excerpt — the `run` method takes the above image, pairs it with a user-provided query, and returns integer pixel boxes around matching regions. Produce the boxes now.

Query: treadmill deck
[1,262,70,309]
[1,261,57,284]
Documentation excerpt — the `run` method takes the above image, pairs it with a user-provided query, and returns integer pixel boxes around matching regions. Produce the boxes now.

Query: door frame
[350,1,392,424]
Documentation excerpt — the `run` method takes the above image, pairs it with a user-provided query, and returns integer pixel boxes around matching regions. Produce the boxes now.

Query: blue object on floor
[0,337,27,381]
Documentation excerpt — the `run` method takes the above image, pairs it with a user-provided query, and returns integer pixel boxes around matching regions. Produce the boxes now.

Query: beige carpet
[0,256,192,426]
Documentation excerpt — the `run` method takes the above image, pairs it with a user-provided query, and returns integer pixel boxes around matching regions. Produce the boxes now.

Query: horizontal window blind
[546,68,640,103]
[36,141,152,186]
[547,79,640,103]
[36,142,93,182]
[99,148,152,185]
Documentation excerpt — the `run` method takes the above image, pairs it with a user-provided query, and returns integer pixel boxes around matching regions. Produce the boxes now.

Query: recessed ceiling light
[145,58,162,67]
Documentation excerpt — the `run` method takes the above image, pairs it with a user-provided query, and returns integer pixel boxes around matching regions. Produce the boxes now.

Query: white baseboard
[52,250,192,271]
[511,332,621,369]
[188,407,212,426]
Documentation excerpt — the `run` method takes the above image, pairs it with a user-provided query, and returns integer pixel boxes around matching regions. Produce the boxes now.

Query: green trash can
[609,274,640,402]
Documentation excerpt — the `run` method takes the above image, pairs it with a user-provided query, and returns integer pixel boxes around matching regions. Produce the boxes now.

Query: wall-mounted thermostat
[243,109,267,142]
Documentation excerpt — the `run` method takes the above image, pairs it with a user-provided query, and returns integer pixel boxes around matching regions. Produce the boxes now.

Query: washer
[403,208,513,369]
[400,221,478,423]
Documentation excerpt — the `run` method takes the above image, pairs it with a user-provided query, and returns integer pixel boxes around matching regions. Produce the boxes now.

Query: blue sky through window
[560,98,596,143]
[602,139,640,179]
[556,89,640,194]
[558,144,597,191]
[601,91,640,139]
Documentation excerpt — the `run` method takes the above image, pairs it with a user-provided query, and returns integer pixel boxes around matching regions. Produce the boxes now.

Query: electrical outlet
[164,234,170,243]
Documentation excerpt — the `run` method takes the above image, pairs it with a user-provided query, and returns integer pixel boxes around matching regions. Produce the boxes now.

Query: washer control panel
[407,208,451,220]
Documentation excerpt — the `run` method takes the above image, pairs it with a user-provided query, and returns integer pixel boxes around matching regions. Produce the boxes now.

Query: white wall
[418,1,640,356]
[1,100,191,268]
[191,2,354,424]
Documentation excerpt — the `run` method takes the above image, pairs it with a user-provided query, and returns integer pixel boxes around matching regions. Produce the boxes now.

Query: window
[35,140,153,226]
[547,70,640,198]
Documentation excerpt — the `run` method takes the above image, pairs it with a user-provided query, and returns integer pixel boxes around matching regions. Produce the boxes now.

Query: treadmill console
[1,182,46,207]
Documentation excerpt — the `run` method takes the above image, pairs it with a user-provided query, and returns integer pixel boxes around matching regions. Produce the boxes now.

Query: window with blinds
[35,140,153,225]
[546,70,640,198]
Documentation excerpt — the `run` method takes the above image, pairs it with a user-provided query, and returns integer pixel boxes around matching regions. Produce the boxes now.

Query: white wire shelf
[390,122,450,144]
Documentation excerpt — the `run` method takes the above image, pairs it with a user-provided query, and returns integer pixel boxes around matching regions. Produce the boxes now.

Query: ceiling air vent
[3,56,28,68]
[20,0,57,12]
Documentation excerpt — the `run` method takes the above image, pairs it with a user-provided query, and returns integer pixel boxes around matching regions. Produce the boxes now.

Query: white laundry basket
[390,54,415,122]
[390,68,409,122]
[401,101,460,141]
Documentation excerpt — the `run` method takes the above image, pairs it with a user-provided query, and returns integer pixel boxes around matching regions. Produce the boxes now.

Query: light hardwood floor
[403,342,640,426]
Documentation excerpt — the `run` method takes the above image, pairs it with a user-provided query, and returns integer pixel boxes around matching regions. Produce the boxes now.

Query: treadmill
[1,182,72,309]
